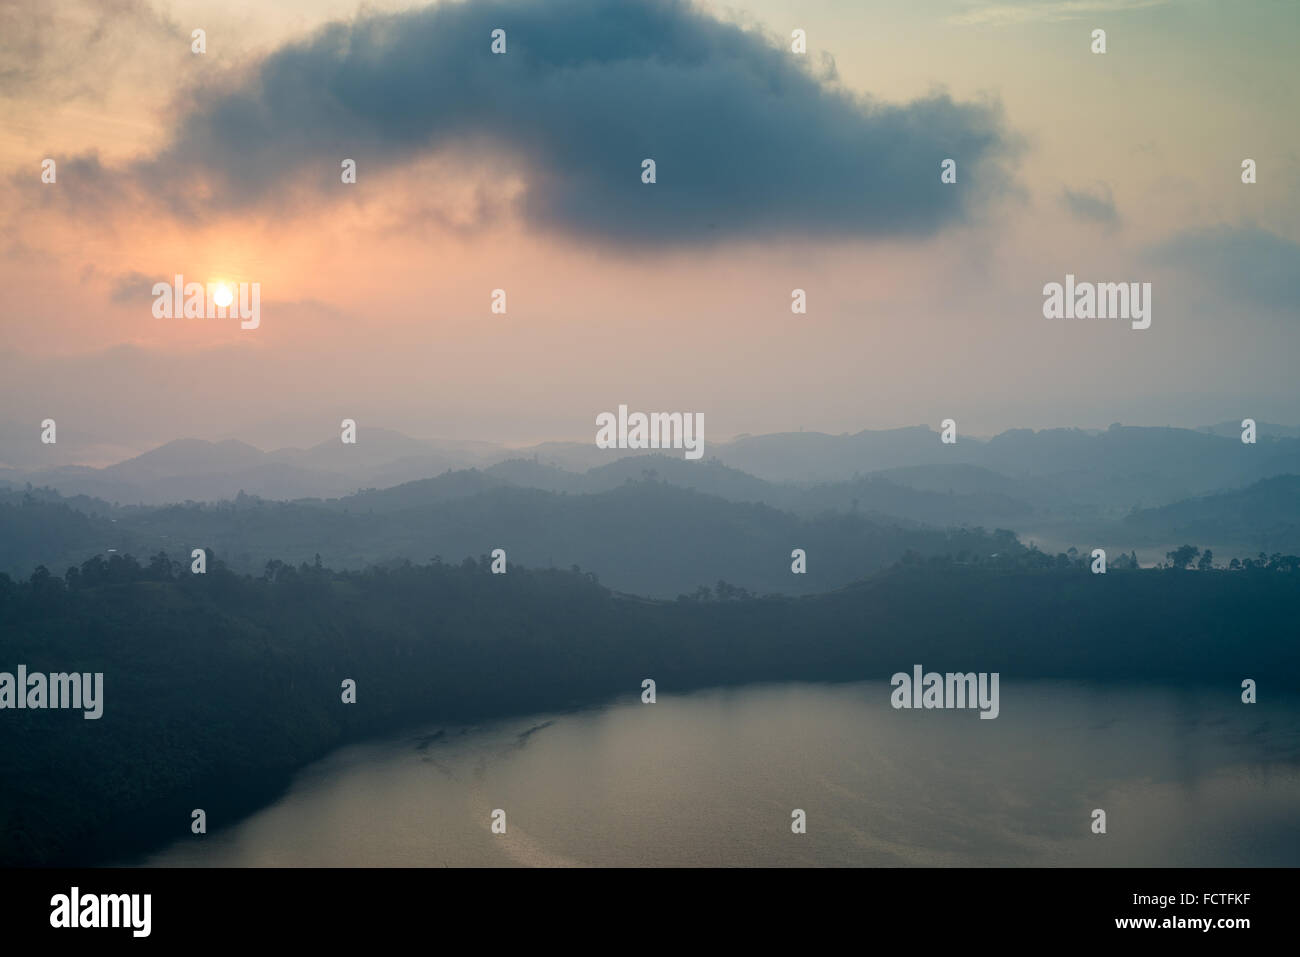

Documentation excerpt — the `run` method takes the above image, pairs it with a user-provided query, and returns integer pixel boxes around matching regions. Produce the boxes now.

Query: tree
[1166,545,1199,569]
[1197,549,1214,571]
[148,551,175,580]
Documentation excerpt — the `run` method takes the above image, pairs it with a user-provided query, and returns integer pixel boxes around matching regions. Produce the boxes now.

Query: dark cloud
[110,270,155,304]
[118,0,1019,245]
[1147,225,1300,314]
[1060,183,1118,226]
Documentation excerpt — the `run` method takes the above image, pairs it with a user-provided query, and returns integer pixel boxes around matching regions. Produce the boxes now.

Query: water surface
[145,681,1300,866]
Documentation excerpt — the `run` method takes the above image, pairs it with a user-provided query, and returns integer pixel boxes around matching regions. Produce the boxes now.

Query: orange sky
[2,0,1297,457]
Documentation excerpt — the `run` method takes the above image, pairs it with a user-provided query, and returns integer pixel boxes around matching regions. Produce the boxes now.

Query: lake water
[144,680,1300,866]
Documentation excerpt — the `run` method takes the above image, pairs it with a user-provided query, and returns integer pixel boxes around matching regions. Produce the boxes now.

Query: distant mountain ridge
[1122,475,1300,553]
[4,421,1299,509]
[0,479,1022,598]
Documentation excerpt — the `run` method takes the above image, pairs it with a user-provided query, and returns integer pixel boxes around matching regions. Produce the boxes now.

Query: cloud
[0,0,183,100]
[49,0,1021,246]
[948,0,1171,27]
[1060,183,1118,226]
[110,270,154,304]
[1146,225,1300,314]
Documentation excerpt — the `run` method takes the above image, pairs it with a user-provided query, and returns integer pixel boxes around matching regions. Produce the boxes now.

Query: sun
[212,283,234,308]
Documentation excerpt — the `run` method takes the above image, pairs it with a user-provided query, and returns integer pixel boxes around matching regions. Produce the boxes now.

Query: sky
[1,0,1297,462]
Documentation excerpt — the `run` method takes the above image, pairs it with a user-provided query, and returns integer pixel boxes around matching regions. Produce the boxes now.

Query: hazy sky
[2,0,1297,460]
